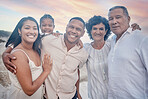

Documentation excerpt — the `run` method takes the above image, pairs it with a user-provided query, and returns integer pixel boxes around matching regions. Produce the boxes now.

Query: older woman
[84,15,111,99]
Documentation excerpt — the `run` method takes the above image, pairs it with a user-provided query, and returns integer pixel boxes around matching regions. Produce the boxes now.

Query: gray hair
[109,6,129,17]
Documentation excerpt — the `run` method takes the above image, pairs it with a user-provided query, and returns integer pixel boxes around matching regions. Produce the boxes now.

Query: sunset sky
[0,0,148,43]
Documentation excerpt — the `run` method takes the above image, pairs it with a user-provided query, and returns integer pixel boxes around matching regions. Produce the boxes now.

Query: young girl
[6,16,52,99]
[40,14,55,35]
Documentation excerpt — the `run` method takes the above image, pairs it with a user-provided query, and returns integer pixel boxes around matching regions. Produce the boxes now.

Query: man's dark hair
[69,17,85,27]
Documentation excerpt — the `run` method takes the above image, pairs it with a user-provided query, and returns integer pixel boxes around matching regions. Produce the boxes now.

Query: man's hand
[2,52,16,74]
[131,23,141,31]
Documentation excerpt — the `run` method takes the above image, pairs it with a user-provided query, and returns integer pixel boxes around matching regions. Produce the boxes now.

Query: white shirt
[108,28,148,99]
[41,35,88,99]
[84,41,111,99]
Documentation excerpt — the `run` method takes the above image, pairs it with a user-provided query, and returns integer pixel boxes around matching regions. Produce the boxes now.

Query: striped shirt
[84,41,111,99]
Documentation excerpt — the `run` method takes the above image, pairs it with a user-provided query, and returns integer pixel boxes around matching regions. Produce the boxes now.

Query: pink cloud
[0,0,148,33]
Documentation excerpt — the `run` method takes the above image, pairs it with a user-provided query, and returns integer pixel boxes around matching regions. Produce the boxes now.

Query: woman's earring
[19,33,21,36]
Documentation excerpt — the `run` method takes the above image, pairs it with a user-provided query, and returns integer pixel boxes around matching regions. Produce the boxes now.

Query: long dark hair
[6,16,41,55]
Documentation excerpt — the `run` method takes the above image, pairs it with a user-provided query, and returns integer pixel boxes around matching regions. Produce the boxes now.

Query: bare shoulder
[11,49,28,65]
[11,49,26,57]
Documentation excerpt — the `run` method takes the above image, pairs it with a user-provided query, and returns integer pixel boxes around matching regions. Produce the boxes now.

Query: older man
[108,6,148,99]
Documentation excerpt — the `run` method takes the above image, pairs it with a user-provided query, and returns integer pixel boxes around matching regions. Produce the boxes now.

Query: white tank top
[8,49,44,99]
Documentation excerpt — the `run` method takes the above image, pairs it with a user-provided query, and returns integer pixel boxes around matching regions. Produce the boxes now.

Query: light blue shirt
[108,28,148,99]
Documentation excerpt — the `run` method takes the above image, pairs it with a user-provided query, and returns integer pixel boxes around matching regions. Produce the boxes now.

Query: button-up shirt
[41,35,88,99]
[108,28,148,99]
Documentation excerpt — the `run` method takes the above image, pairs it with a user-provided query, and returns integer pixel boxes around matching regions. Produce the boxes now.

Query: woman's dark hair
[5,16,41,55]
[86,15,111,41]
[40,14,54,26]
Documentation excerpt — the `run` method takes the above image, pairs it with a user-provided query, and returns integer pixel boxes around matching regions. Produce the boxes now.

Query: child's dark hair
[40,14,54,26]
[6,16,42,55]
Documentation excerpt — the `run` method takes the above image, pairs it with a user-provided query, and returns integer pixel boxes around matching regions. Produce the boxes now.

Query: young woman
[6,16,52,99]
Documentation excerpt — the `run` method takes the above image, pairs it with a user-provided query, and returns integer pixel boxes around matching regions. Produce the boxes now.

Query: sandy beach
[0,39,11,99]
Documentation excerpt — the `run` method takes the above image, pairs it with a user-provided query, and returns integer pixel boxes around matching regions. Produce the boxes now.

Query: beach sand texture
[0,40,11,99]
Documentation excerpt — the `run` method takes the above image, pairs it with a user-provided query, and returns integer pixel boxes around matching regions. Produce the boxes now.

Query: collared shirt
[41,35,88,99]
[108,28,148,99]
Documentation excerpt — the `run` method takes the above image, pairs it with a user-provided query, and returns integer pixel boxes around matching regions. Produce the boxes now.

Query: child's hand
[42,54,52,74]
[52,32,61,37]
